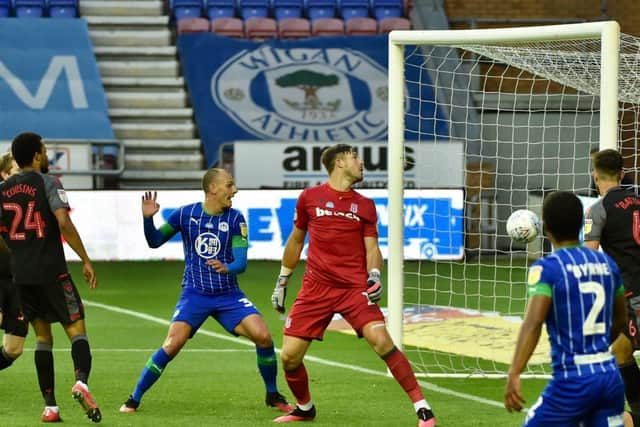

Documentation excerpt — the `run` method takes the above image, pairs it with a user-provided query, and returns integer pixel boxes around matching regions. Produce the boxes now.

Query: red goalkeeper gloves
[366,268,383,303]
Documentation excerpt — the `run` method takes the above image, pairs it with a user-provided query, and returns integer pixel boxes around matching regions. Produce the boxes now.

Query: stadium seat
[172,0,204,21]
[372,0,403,21]
[244,17,277,39]
[344,17,377,35]
[0,0,10,17]
[339,0,369,22]
[49,0,78,18]
[210,17,245,38]
[176,17,210,33]
[378,16,410,33]
[205,0,236,19]
[306,0,336,22]
[239,0,269,19]
[311,18,344,36]
[15,0,46,18]
[273,0,303,21]
[278,17,311,39]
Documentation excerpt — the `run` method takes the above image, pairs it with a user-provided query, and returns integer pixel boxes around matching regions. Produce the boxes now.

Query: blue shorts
[172,287,260,338]
[523,371,624,427]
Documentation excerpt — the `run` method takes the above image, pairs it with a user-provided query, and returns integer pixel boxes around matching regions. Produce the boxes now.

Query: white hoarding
[63,189,464,262]
[233,141,464,189]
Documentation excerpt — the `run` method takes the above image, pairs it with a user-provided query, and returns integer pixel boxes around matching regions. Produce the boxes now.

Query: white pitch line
[84,299,505,409]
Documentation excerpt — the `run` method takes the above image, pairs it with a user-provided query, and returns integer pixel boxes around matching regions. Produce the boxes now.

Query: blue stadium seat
[172,0,204,21]
[306,0,336,22]
[273,0,303,21]
[0,0,10,17]
[239,0,269,19]
[372,0,402,21]
[15,0,46,18]
[339,0,370,21]
[49,0,78,18]
[205,0,236,19]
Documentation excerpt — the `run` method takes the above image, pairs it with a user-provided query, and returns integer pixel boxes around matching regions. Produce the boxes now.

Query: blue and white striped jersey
[165,203,248,295]
[528,245,624,379]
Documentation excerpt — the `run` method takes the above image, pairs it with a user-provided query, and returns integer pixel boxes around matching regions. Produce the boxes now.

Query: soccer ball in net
[506,209,541,244]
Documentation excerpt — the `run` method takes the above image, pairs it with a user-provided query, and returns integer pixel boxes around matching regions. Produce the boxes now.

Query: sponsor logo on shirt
[194,232,221,259]
[315,207,361,221]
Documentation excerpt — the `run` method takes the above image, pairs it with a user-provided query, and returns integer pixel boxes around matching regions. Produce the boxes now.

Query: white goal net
[387,22,640,377]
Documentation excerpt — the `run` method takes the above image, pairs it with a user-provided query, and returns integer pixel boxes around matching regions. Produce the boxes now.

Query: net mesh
[398,30,640,377]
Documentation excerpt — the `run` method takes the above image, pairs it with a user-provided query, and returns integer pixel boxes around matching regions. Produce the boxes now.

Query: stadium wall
[444,0,640,35]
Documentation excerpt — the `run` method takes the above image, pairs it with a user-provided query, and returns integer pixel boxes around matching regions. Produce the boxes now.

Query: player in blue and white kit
[119,168,292,414]
[505,191,627,427]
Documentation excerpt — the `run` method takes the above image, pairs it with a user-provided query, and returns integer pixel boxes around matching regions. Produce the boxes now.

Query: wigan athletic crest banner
[177,34,447,167]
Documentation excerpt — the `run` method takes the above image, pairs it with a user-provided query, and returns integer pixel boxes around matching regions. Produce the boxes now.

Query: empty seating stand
[166,0,410,38]
[278,17,311,39]
[15,0,46,17]
[49,0,78,18]
[211,17,244,37]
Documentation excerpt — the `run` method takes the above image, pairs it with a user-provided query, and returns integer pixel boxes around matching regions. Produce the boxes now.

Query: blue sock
[131,348,172,403]
[256,345,278,393]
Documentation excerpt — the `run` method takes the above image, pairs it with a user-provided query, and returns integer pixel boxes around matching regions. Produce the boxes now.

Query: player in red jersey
[271,144,436,426]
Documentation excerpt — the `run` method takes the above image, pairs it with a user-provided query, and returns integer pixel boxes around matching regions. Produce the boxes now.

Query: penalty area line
[84,299,505,409]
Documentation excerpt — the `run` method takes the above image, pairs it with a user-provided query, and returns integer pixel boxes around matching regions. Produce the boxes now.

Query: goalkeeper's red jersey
[294,183,378,288]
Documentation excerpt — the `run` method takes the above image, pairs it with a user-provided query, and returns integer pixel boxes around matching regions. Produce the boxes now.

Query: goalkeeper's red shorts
[283,274,384,341]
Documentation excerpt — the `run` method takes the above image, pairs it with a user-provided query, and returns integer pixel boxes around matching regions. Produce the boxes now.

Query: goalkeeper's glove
[366,268,383,303]
[272,267,292,314]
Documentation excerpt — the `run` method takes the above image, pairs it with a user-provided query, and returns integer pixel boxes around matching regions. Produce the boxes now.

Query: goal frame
[386,21,620,377]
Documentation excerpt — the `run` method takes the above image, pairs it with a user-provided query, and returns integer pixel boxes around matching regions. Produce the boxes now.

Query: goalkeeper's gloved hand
[366,268,383,303]
[272,268,292,314]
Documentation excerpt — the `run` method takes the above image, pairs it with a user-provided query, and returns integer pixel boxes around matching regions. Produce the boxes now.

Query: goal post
[387,21,622,377]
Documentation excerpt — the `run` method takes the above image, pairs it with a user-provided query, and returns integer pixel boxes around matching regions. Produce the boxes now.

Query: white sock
[413,399,430,412]
[45,406,59,413]
[298,401,314,411]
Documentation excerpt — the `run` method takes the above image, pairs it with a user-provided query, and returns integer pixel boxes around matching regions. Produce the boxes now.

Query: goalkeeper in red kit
[270,144,436,426]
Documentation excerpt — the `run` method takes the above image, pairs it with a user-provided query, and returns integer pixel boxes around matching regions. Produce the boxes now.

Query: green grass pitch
[0,260,545,426]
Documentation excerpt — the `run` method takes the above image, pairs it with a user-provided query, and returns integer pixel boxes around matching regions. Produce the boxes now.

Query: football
[506,209,541,244]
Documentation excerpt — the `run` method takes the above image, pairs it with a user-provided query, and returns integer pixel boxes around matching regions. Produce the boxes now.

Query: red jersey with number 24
[294,183,378,288]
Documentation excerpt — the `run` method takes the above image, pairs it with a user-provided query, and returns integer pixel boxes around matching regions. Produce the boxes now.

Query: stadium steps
[84,0,205,189]
[113,122,195,139]
[80,0,164,16]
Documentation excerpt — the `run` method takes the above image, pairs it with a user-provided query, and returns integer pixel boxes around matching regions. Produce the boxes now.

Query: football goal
[387,21,640,377]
